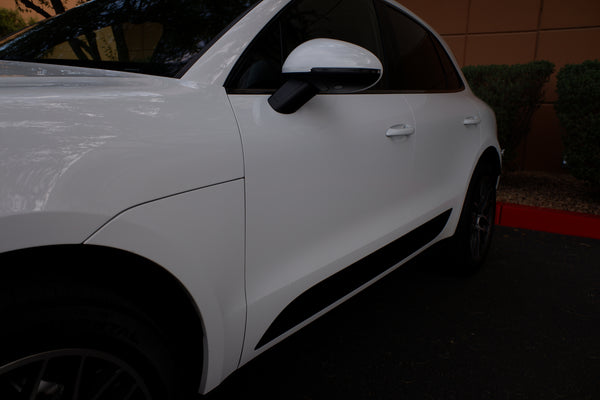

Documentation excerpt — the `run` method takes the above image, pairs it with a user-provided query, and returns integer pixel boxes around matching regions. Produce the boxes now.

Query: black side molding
[256,209,452,349]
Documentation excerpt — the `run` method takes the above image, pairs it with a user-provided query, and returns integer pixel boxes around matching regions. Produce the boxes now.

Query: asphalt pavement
[203,227,600,399]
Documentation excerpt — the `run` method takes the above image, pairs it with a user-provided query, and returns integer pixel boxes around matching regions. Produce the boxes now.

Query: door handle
[463,116,481,125]
[386,124,415,138]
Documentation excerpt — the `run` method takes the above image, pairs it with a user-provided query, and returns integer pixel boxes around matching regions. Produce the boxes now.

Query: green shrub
[555,60,600,186]
[463,61,555,170]
[0,7,29,37]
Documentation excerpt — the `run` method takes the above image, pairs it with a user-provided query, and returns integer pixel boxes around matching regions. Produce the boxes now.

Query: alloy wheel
[469,175,496,261]
[0,349,153,400]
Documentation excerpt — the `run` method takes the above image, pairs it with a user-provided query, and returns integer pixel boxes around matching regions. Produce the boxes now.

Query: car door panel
[405,92,482,218]
[373,0,482,235]
[229,93,419,361]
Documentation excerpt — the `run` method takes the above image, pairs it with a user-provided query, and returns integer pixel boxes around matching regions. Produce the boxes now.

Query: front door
[226,0,421,361]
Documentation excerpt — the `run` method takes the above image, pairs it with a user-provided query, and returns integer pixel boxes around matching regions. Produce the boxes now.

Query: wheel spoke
[73,356,86,400]
[469,175,496,260]
[0,350,152,400]
[90,368,123,400]
[123,383,139,400]
[28,360,48,400]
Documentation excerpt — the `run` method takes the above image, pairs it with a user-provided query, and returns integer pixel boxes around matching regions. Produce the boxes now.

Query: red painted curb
[495,202,600,240]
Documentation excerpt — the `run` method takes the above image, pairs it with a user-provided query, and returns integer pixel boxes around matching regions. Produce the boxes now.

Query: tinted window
[374,0,463,92]
[227,0,381,91]
[0,0,257,78]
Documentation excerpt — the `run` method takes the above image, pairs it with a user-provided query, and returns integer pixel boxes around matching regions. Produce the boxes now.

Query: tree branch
[15,0,53,19]
[49,0,65,14]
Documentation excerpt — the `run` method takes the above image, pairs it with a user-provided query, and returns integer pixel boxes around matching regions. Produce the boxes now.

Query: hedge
[0,8,29,37]
[463,61,555,170]
[555,60,600,186]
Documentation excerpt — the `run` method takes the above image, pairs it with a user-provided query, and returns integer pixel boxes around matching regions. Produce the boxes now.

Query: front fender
[0,211,108,253]
[84,179,246,394]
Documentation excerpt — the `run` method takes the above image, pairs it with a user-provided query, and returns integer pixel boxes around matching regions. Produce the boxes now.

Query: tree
[0,7,31,36]
[1,0,257,77]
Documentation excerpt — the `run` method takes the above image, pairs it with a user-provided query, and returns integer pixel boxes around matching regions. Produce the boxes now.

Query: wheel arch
[441,145,502,240]
[476,146,502,178]
[0,243,205,394]
[460,145,502,224]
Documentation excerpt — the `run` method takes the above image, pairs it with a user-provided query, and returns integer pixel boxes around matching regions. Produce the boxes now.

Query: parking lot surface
[203,227,600,399]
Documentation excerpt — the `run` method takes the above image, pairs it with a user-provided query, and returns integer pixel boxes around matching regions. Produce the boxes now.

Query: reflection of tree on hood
[0,8,32,37]
[14,0,89,19]
[2,0,256,77]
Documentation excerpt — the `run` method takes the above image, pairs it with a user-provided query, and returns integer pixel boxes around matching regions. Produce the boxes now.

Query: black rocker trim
[256,209,452,349]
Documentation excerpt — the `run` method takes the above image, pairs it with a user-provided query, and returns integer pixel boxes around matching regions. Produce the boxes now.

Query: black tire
[0,281,184,400]
[447,164,498,275]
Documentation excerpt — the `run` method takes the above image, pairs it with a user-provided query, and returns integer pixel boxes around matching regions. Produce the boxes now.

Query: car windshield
[0,0,258,78]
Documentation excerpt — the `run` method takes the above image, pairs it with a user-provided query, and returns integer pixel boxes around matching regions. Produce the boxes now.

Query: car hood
[0,60,244,227]
[0,60,130,78]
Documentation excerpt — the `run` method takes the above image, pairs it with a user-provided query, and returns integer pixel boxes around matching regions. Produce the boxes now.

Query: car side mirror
[268,39,383,114]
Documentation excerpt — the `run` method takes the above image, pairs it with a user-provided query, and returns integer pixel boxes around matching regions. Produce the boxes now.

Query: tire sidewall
[451,164,498,274]
[0,284,178,399]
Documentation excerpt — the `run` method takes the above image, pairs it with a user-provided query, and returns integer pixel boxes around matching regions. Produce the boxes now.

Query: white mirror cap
[282,38,383,74]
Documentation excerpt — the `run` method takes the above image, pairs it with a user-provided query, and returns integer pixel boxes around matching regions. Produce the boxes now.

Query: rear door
[375,0,482,217]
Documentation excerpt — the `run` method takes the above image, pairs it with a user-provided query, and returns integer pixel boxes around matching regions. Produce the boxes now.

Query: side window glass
[227,0,382,92]
[374,0,463,92]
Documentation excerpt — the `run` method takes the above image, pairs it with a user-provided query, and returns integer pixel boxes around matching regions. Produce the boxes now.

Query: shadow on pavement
[202,227,600,399]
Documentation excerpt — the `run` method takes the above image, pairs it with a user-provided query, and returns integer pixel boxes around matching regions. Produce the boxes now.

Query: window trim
[176,0,262,79]
[225,0,465,95]
[372,0,465,94]
[223,1,291,91]
[225,0,385,94]
[0,1,262,79]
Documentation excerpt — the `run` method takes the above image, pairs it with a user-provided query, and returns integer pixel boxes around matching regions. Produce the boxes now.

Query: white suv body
[0,0,500,397]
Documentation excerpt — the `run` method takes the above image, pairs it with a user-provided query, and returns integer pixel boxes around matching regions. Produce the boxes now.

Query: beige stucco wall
[1,0,38,18]
[401,0,600,172]
[0,0,16,10]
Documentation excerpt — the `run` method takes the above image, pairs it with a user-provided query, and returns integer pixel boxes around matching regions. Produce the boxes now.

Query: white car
[0,0,500,398]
